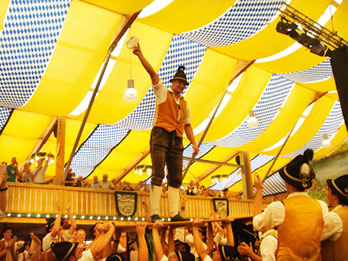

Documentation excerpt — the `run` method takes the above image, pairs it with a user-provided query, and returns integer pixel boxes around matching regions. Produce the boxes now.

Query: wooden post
[240,151,253,199]
[55,116,66,185]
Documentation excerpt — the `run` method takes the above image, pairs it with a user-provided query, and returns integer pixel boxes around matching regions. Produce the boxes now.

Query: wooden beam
[183,156,240,168]
[114,147,150,184]
[55,117,66,185]
[240,151,253,199]
[21,117,57,169]
[195,151,240,182]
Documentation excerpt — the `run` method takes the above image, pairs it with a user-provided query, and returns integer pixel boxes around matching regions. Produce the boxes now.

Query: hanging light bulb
[247,111,259,128]
[124,79,139,102]
[134,168,138,175]
[322,134,331,148]
[139,168,143,176]
[124,35,140,102]
[147,168,152,176]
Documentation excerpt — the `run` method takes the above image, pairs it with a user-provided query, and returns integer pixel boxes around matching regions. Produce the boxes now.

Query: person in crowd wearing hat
[0,164,9,218]
[0,227,17,261]
[42,202,76,260]
[133,44,199,223]
[237,228,278,261]
[321,174,348,261]
[192,217,238,261]
[185,226,207,259]
[152,222,195,261]
[252,149,342,260]
[52,222,116,261]
[31,154,52,184]
[17,241,31,261]
[6,157,18,183]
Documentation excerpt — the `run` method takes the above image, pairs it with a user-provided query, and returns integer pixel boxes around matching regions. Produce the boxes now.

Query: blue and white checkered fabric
[0,0,70,108]
[0,108,12,133]
[210,154,274,190]
[180,0,284,47]
[284,101,343,158]
[277,58,333,83]
[210,75,294,147]
[70,125,129,178]
[183,143,215,169]
[115,35,206,130]
[262,172,286,196]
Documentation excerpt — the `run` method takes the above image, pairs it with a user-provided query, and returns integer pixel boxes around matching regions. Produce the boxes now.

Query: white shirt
[18,250,32,261]
[42,232,58,252]
[153,81,191,124]
[259,229,277,261]
[42,231,71,252]
[186,233,207,260]
[253,192,342,241]
[32,162,48,184]
[78,249,94,261]
[214,232,227,246]
[327,205,344,241]
[98,181,113,190]
[160,255,168,261]
[203,255,213,261]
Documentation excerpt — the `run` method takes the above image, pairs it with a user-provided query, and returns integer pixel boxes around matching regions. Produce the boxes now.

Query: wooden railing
[6,183,268,221]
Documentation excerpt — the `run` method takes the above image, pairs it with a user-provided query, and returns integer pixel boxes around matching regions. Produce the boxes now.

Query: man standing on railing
[133,43,199,223]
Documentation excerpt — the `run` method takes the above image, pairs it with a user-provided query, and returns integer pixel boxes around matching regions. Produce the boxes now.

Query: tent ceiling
[0,0,347,193]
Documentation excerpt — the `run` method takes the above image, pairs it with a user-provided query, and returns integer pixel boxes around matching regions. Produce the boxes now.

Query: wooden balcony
[2,183,268,224]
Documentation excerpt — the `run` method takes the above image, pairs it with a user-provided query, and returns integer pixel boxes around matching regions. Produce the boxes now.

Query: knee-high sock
[150,185,162,216]
[168,186,180,217]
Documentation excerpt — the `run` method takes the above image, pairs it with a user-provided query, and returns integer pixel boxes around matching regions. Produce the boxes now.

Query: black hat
[218,245,238,261]
[175,251,195,261]
[52,242,78,261]
[46,217,63,233]
[279,149,315,190]
[327,174,348,205]
[175,240,191,252]
[170,66,188,85]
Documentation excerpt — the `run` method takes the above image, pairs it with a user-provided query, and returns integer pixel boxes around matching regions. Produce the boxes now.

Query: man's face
[171,80,186,95]
[326,186,337,207]
[38,159,44,167]
[2,229,12,240]
[11,158,16,165]
[77,231,86,242]
[93,176,98,182]
[103,175,108,181]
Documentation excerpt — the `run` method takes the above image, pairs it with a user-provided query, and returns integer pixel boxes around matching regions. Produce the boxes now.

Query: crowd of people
[0,149,347,260]
[3,157,241,200]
